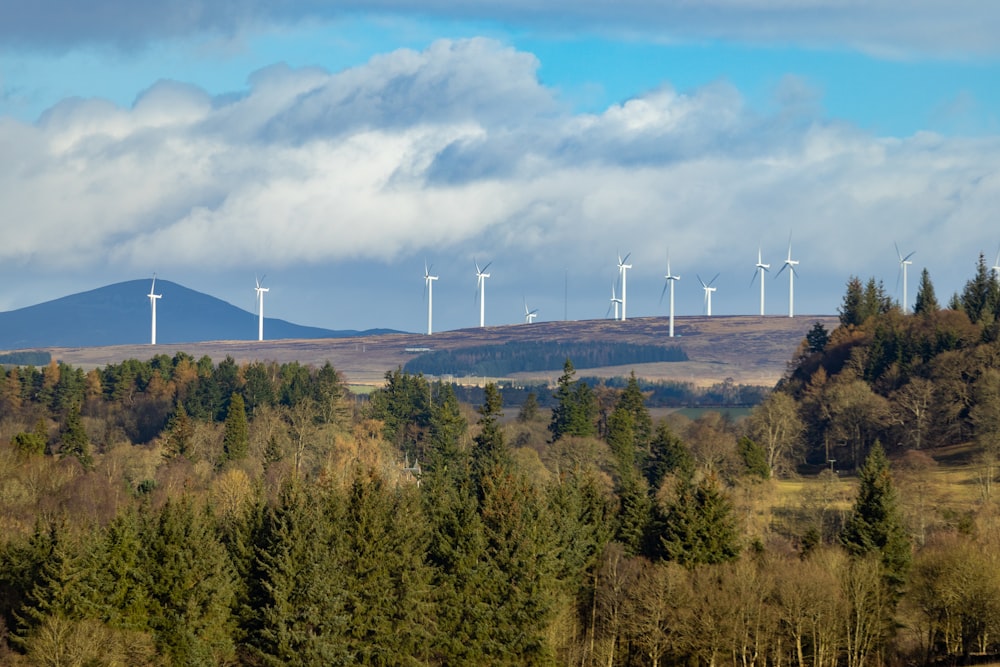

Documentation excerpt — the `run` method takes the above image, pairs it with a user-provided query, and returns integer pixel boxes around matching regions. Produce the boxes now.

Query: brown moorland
[42,314,839,388]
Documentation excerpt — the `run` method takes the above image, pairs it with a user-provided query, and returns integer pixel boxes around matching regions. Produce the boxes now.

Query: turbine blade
[482,261,492,273]
[709,273,720,286]
[659,280,669,304]
[750,270,758,287]
[697,274,706,288]
[895,242,902,262]
[775,264,787,278]
[903,250,915,262]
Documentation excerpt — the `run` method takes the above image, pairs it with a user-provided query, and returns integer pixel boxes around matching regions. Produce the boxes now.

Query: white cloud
[1,37,999,328]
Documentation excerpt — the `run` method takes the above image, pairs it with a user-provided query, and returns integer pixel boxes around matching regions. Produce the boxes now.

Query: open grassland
[43,314,840,387]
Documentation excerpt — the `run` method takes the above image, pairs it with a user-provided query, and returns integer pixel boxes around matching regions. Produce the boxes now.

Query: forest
[2,255,1000,665]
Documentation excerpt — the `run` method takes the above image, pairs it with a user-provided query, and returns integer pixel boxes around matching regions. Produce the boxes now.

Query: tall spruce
[913,267,939,315]
[839,441,911,596]
[549,359,597,441]
[59,402,92,469]
[657,473,740,567]
[958,252,1000,324]
[222,392,249,462]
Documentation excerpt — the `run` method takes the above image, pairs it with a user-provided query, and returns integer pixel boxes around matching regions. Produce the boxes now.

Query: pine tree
[839,440,911,596]
[806,321,830,353]
[245,484,349,666]
[549,359,596,441]
[913,267,939,315]
[222,392,249,462]
[517,391,539,422]
[58,402,92,469]
[472,383,508,490]
[644,422,694,491]
[144,497,237,665]
[839,276,865,327]
[959,252,1000,324]
[657,473,740,567]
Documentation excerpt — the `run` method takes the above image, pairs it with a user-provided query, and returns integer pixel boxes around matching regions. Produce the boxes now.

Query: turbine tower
[617,252,632,321]
[424,262,438,335]
[524,299,538,324]
[775,237,799,318]
[895,243,915,314]
[698,273,719,317]
[475,260,492,328]
[147,275,161,345]
[607,282,622,320]
[255,275,269,342]
[751,246,770,316]
[659,254,680,337]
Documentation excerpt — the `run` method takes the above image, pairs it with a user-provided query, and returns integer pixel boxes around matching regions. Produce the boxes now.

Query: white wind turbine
[774,237,799,318]
[524,299,538,324]
[147,275,161,345]
[424,262,438,335]
[617,252,633,321]
[659,254,680,337]
[698,273,719,317]
[255,275,269,342]
[750,246,770,316]
[607,282,623,320]
[475,260,492,328]
[895,243,916,314]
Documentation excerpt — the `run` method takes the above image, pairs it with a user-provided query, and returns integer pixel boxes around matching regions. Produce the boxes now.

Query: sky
[1,1,999,336]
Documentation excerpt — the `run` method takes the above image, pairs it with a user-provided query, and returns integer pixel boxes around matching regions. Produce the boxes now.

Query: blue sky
[1,2,999,335]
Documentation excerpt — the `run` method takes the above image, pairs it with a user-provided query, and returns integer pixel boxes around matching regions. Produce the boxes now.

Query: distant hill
[0,279,400,349]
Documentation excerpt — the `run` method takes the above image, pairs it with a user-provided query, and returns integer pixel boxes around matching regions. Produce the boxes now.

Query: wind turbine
[424,262,438,335]
[475,259,492,328]
[524,299,538,324]
[993,245,1000,279]
[147,275,161,345]
[698,273,719,316]
[255,275,269,341]
[895,243,915,314]
[617,252,632,321]
[750,246,770,316]
[607,282,622,320]
[774,237,799,318]
[659,254,680,337]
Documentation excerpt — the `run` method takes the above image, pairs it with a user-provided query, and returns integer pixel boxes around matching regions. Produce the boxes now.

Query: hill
[0,279,399,348]
[40,314,839,387]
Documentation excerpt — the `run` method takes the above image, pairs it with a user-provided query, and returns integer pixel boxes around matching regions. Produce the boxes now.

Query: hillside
[0,279,398,348]
[42,314,839,387]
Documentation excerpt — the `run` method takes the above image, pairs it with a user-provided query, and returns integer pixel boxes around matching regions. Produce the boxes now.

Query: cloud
[1,37,999,326]
[3,1,1000,57]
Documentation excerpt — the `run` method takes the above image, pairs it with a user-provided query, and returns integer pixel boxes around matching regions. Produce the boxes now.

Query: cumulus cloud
[1,37,998,326]
[3,0,999,57]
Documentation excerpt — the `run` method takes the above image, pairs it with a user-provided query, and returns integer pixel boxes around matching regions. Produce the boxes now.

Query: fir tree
[549,359,596,441]
[164,403,195,460]
[644,422,694,491]
[657,473,740,567]
[958,252,1000,324]
[58,403,92,469]
[737,436,770,480]
[806,321,830,353]
[517,391,539,423]
[839,440,911,596]
[472,383,508,490]
[913,267,939,315]
[222,392,249,462]
[144,497,237,665]
[839,276,865,327]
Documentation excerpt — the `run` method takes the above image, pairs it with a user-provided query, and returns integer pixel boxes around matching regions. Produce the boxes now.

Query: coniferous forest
[4,259,1000,665]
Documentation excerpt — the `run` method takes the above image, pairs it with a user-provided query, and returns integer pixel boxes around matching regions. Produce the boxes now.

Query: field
[44,314,840,388]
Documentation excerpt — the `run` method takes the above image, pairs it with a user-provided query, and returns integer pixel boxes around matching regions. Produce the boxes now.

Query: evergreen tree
[806,321,830,353]
[222,392,249,462]
[472,383,508,490]
[644,422,694,491]
[164,402,195,460]
[144,498,237,665]
[616,371,654,459]
[246,484,349,666]
[606,407,651,554]
[339,472,433,664]
[839,276,865,327]
[657,473,741,567]
[366,368,432,459]
[913,267,939,315]
[517,391,539,422]
[58,402,92,469]
[958,252,1000,324]
[549,359,596,441]
[737,435,770,480]
[839,440,911,596]
[862,277,894,320]
[82,508,152,632]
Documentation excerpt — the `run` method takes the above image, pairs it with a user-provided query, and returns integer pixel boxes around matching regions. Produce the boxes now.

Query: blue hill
[0,279,400,349]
